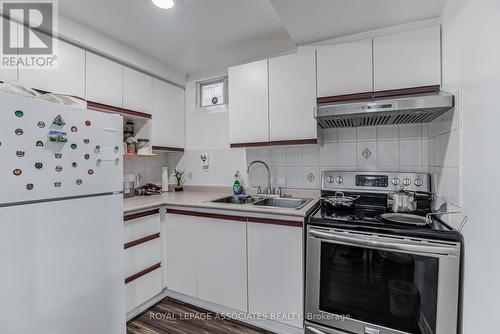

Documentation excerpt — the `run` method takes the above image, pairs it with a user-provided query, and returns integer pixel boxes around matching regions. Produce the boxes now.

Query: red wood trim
[166,209,247,222]
[152,146,185,152]
[270,139,317,146]
[230,139,317,148]
[121,108,152,119]
[230,142,271,148]
[373,85,441,99]
[247,216,303,228]
[87,101,152,119]
[124,208,160,221]
[124,233,160,250]
[87,101,123,114]
[166,208,303,228]
[125,263,161,284]
[317,92,373,104]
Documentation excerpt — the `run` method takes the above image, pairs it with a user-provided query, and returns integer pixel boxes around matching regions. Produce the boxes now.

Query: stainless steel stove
[305,171,462,334]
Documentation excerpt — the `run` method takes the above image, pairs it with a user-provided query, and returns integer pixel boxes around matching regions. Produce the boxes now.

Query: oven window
[319,243,439,333]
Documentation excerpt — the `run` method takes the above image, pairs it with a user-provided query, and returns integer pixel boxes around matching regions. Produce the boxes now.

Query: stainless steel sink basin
[210,195,263,205]
[252,197,312,210]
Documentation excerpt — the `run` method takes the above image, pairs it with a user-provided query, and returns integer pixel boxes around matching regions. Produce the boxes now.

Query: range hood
[315,91,454,128]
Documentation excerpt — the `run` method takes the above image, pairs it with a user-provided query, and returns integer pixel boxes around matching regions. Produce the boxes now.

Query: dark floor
[127,298,269,334]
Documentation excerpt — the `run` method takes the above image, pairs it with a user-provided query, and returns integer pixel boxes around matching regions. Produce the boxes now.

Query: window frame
[196,76,228,109]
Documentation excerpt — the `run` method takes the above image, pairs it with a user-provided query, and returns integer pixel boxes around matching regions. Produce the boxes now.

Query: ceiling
[270,0,448,45]
[58,0,448,78]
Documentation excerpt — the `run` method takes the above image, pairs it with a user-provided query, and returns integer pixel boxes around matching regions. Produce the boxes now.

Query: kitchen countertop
[124,186,320,218]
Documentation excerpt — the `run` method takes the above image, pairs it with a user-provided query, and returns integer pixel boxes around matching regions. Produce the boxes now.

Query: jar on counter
[124,120,135,140]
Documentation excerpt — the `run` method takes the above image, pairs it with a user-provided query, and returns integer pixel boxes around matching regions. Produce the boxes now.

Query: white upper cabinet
[269,49,317,141]
[152,79,185,148]
[247,223,303,328]
[123,67,152,113]
[228,59,269,144]
[86,52,123,107]
[19,38,85,98]
[317,39,373,97]
[373,26,441,91]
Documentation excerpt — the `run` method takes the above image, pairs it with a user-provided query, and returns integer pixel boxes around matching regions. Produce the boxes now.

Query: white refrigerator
[0,92,126,334]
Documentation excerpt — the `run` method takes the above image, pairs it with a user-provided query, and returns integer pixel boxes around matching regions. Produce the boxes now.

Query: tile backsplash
[123,154,169,185]
[246,124,428,189]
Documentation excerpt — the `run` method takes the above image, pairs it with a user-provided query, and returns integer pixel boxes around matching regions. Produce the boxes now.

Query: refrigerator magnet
[85,120,91,126]
[84,154,90,160]
[15,110,24,118]
[52,114,65,126]
[55,166,63,172]
[37,121,45,128]
[76,179,83,185]
[26,183,33,190]
[16,150,25,157]
[83,138,90,145]
[36,141,44,147]
[35,162,43,169]
[71,126,77,133]
[54,182,61,188]
[72,162,78,168]
[15,128,23,136]
[48,130,68,143]
[87,169,94,175]
[13,169,22,176]
[70,143,77,150]
[55,153,62,159]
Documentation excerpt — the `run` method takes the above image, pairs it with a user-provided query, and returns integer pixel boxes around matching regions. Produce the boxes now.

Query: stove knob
[391,178,400,186]
[414,178,424,187]
[335,176,343,184]
[326,176,334,183]
[403,178,412,186]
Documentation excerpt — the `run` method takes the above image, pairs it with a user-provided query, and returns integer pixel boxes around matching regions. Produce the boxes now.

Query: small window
[198,77,227,108]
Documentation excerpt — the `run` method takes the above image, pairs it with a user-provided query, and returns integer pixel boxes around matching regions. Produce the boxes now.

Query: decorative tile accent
[306,172,315,183]
[362,148,372,159]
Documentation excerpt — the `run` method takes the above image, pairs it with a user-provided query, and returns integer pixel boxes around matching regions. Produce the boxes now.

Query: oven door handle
[309,230,458,256]
[306,327,328,334]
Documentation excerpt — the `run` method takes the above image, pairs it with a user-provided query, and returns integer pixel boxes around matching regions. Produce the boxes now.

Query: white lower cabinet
[165,213,198,297]
[195,217,248,312]
[247,223,303,328]
[125,269,162,313]
[124,210,162,313]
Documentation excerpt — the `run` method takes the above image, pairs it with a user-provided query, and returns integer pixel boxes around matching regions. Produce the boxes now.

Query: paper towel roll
[161,166,169,192]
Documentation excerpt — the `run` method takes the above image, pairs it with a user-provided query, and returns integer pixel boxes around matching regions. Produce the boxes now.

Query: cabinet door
[86,52,123,107]
[19,38,85,97]
[248,223,303,328]
[123,67,152,113]
[228,59,269,144]
[374,26,441,91]
[165,213,198,297]
[269,50,317,141]
[317,39,373,97]
[152,79,185,148]
[196,218,247,312]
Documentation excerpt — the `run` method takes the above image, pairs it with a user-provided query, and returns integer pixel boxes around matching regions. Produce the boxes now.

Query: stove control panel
[322,171,430,193]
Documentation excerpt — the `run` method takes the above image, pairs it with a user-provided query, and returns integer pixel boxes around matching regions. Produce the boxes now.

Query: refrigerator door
[0,194,125,334]
[0,92,123,205]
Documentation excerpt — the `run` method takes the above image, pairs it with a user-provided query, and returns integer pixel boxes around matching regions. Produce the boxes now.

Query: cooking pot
[387,190,432,213]
[322,191,360,209]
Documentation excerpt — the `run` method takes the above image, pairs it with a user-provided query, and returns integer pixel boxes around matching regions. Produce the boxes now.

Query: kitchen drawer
[125,264,162,313]
[124,209,160,243]
[124,237,161,278]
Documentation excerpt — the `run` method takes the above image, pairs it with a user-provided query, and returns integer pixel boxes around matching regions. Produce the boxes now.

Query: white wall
[441,0,500,333]
[165,77,248,187]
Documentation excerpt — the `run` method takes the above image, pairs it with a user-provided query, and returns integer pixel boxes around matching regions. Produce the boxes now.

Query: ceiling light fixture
[152,0,175,10]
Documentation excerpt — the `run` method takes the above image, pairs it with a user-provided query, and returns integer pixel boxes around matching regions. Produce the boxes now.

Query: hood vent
[315,91,454,129]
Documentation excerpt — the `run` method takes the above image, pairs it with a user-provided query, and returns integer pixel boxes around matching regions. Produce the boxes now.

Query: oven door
[306,226,460,334]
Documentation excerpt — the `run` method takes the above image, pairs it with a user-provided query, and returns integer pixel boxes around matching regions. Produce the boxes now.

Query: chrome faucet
[247,160,271,195]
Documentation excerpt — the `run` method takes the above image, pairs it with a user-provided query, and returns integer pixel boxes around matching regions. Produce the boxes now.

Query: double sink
[210,195,311,210]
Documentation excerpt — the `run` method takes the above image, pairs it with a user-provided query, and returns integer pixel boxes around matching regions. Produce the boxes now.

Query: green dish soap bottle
[233,171,242,196]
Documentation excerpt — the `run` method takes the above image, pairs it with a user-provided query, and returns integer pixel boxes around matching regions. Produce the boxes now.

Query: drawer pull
[124,208,160,221]
[125,262,161,284]
[124,233,160,249]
